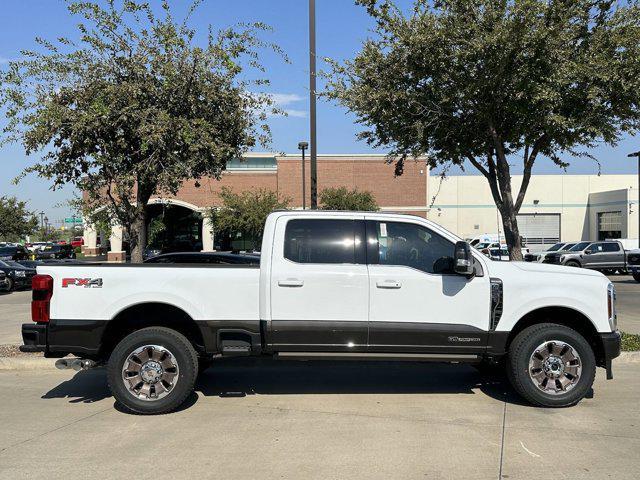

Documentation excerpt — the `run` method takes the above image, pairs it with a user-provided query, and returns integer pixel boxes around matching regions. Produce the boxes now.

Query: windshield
[569,242,591,251]
[547,243,565,252]
[0,247,16,254]
[5,261,23,268]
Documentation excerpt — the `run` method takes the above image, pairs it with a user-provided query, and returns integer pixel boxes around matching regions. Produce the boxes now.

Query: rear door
[366,217,490,354]
[268,215,369,351]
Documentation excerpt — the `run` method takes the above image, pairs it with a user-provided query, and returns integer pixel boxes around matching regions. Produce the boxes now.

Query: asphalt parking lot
[0,275,639,479]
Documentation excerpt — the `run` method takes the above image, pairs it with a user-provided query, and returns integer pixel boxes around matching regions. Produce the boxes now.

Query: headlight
[607,283,617,331]
[15,270,26,277]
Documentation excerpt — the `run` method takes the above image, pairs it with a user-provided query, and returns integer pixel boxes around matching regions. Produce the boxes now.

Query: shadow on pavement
[41,358,556,409]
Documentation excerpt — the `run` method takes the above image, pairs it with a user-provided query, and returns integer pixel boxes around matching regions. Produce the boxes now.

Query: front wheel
[507,323,595,407]
[107,327,198,414]
[564,261,581,268]
[633,272,640,283]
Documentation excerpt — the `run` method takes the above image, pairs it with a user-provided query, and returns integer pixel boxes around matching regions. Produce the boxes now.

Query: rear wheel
[633,272,640,283]
[107,327,198,414]
[507,323,595,407]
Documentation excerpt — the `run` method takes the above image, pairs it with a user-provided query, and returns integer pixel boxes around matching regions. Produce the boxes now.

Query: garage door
[516,213,560,249]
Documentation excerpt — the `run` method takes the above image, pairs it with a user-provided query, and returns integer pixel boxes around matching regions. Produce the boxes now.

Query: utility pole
[39,211,45,230]
[309,0,318,209]
[298,141,309,209]
[627,150,640,248]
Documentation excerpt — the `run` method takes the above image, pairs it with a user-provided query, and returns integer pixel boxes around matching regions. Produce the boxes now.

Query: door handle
[376,280,402,289]
[278,278,304,287]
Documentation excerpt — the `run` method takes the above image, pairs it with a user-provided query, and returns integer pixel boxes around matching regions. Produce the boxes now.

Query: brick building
[83,153,430,260]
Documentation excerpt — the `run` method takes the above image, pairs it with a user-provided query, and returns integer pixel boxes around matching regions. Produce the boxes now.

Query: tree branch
[515,134,548,211]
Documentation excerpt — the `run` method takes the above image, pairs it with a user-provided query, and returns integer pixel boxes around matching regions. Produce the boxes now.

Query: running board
[275,352,481,363]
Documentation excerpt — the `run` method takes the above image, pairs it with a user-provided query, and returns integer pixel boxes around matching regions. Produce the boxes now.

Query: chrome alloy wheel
[121,345,179,401]
[528,340,582,395]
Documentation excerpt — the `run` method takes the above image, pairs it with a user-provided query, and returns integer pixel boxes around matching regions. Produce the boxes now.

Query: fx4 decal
[62,277,103,288]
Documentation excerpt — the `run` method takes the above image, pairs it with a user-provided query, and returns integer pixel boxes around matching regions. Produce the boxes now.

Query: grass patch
[621,332,640,351]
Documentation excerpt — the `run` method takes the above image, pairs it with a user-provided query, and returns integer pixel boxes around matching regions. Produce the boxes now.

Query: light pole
[39,211,45,230]
[308,0,318,209]
[627,150,640,247]
[298,141,309,210]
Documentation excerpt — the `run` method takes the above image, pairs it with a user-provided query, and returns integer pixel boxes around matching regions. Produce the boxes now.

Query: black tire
[633,272,640,283]
[107,327,198,415]
[6,278,14,292]
[507,323,596,407]
[564,261,581,268]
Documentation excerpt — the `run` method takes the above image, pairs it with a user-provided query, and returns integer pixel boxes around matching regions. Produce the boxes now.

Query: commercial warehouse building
[82,153,638,260]
[427,174,639,251]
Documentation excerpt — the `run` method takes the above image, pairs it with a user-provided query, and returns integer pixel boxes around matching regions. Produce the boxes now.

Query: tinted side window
[591,243,605,253]
[284,219,365,264]
[602,242,621,252]
[372,221,454,273]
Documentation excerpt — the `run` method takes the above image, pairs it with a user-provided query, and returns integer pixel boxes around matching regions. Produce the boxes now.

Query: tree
[1,1,285,262]
[0,196,38,242]
[319,186,379,211]
[209,187,290,246]
[327,0,640,259]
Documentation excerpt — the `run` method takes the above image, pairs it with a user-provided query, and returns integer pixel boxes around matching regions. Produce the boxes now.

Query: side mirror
[454,241,474,277]
[584,249,592,255]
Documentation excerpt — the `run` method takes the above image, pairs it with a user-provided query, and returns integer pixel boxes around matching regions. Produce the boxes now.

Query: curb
[1,352,639,371]
[0,356,59,371]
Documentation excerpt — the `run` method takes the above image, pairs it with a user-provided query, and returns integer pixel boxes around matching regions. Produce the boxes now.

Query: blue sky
[1,0,639,224]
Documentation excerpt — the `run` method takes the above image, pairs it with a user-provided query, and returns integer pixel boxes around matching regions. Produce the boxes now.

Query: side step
[276,352,481,363]
[220,341,252,357]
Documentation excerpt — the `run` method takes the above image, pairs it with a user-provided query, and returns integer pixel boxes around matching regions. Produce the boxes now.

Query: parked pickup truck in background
[543,240,636,274]
[21,211,621,414]
[524,242,577,263]
[628,250,640,282]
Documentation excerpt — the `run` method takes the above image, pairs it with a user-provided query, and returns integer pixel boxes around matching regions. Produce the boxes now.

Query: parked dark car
[0,271,8,292]
[0,245,30,261]
[36,244,76,260]
[144,252,261,265]
[0,260,36,291]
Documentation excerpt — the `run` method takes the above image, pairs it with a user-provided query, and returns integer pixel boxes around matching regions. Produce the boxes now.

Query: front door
[268,215,369,351]
[366,218,490,354]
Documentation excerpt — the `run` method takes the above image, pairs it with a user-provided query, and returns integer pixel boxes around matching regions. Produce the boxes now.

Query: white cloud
[284,109,307,118]
[269,93,305,106]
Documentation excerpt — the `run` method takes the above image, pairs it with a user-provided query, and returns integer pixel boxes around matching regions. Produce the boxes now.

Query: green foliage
[209,187,290,242]
[327,0,640,259]
[0,196,38,242]
[319,187,379,211]
[147,216,167,248]
[1,0,286,262]
[622,331,640,352]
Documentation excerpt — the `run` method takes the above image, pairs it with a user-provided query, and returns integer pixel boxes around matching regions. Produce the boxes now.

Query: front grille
[628,253,640,265]
[543,255,560,264]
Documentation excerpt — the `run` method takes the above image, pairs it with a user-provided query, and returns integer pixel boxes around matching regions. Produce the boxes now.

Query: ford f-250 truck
[21,211,621,414]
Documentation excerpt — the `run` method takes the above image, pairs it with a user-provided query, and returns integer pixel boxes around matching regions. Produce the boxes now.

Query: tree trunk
[498,206,523,261]
[130,206,147,263]
[130,185,150,264]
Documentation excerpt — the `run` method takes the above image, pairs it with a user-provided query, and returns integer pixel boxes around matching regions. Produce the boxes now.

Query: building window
[597,211,622,240]
[226,156,277,170]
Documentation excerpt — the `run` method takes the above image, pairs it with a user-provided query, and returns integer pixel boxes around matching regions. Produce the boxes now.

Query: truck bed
[38,263,260,322]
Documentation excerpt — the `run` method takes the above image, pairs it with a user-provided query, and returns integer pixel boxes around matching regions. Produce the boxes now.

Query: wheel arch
[502,306,604,366]
[100,302,212,358]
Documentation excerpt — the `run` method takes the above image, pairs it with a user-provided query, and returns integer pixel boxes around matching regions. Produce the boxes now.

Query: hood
[510,261,604,277]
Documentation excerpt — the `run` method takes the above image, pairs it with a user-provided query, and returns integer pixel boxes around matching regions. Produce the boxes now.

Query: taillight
[32,274,53,323]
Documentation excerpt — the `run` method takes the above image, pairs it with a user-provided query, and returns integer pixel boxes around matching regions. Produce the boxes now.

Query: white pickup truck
[21,211,621,414]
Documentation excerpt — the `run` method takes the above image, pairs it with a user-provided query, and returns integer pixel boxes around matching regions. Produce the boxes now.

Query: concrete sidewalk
[0,359,638,480]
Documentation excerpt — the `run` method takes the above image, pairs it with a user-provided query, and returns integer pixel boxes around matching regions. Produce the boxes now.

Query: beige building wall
[427,174,638,248]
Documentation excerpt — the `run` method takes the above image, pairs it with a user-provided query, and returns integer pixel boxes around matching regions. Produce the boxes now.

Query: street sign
[64,217,83,224]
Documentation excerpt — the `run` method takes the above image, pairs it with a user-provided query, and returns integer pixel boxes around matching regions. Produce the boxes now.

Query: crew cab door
[365,217,490,354]
[268,215,369,351]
